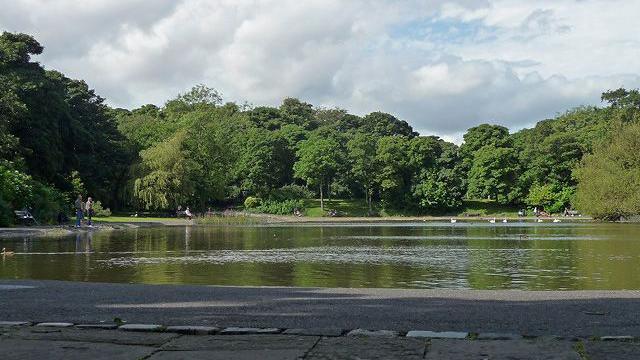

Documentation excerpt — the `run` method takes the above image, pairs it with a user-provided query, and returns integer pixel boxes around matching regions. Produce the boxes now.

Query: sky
[2,0,639,142]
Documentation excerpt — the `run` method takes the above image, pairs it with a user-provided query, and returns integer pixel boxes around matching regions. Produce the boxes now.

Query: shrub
[0,196,11,227]
[244,196,262,209]
[256,199,304,215]
[31,182,67,224]
[0,164,33,209]
[93,201,112,217]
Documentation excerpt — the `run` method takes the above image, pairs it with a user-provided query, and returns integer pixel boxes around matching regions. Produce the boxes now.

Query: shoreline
[0,214,597,239]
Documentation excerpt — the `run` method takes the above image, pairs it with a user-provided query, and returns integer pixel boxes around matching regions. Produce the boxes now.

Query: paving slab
[283,328,345,337]
[150,349,306,360]
[165,325,219,335]
[220,327,281,334]
[119,323,164,332]
[161,334,318,353]
[425,339,581,360]
[306,336,425,359]
[4,327,178,346]
[36,322,74,327]
[585,340,640,360]
[0,338,156,360]
[600,335,634,341]
[76,324,119,330]
[347,328,399,337]
[407,330,468,339]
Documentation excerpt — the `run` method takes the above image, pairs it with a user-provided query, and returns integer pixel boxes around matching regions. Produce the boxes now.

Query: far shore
[0,213,597,239]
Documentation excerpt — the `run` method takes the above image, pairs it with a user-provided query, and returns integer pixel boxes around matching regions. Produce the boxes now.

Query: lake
[1,222,639,290]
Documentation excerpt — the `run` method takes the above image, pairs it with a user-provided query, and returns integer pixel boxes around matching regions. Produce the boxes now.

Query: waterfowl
[1,248,14,256]
[450,218,457,223]
[502,219,508,223]
[553,219,561,223]
[489,218,496,224]
[537,219,544,223]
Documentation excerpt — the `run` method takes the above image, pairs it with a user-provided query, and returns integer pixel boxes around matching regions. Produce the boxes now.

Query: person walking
[85,197,94,226]
[74,194,84,228]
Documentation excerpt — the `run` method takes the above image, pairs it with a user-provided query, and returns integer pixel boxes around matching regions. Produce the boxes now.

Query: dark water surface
[1,222,640,290]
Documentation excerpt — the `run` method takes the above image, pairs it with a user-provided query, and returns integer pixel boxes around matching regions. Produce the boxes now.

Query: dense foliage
[1,32,639,222]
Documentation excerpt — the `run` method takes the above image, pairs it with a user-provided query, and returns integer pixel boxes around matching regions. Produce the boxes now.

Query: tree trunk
[367,187,372,213]
[320,182,324,211]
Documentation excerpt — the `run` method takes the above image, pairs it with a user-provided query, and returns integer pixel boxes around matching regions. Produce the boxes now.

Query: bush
[31,182,67,224]
[93,201,112,217]
[525,184,574,214]
[269,184,313,201]
[0,164,33,209]
[244,196,262,209]
[0,196,12,227]
[256,199,304,215]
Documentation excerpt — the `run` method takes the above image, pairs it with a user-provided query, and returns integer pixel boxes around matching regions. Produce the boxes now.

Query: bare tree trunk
[320,182,324,212]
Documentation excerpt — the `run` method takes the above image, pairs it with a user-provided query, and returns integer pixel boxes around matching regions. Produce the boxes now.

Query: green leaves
[574,122,640,220]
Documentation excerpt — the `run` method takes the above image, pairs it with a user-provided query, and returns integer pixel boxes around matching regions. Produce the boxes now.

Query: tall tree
[466,145,519,204]
[293,133,343,211]
[347,132,379,213]
[574,122,640,220]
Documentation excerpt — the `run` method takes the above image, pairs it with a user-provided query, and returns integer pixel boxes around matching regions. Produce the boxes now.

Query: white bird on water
[537,218,544,223]
[489,218,496,224]
[553,219,561,223]
[450,218,457,223]
[502,219,508,223]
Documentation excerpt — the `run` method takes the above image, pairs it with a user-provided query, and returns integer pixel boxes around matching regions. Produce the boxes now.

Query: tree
[134,132,196,210]
[411,141,464,211]
[293,133,343,211]
[460,124,511,159]
[375,136,411,208]
[574,122,640,220]
[362,112,417,137]
[525,184,574,214]
[347,133,379,213]
[466,145,519,204]
[280,98,317,129]
[164,84,222,116]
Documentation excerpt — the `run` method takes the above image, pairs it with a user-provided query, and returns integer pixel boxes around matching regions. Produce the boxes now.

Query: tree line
[1,32,639,224]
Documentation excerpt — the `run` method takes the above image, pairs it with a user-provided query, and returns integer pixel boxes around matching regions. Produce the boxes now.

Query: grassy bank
[302,198,519,218]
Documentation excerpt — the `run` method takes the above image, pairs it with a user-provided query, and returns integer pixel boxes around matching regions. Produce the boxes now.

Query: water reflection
[1,222,640,290]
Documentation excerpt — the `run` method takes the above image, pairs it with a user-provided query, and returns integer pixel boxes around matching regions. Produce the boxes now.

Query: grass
[87,199,521,222]
[302,198,520,218]
[303,198,375,217]
[91,216,179,223]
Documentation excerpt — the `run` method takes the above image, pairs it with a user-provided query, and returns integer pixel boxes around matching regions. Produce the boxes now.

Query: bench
[14,210,36,226]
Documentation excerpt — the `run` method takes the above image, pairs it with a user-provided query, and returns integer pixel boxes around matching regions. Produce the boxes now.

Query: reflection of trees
[3,224,640,290]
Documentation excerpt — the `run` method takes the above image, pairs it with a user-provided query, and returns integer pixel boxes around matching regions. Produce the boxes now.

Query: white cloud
[1,0,639,140]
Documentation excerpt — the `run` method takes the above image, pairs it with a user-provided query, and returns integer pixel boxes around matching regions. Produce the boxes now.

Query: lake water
[1,222,640,290]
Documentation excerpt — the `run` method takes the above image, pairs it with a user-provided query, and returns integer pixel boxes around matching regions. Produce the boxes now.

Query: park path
[2,323,639,359]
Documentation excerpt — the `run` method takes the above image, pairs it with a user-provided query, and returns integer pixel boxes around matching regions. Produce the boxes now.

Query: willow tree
[574,122,640,220]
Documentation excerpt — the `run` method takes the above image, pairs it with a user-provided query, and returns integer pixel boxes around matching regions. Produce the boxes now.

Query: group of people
[74,194,94,227]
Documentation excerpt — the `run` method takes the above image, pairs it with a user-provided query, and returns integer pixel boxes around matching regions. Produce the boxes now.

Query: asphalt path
[1,280,639,336]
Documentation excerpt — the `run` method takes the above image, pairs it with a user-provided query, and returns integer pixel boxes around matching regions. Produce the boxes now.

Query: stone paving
[1,322,640,359]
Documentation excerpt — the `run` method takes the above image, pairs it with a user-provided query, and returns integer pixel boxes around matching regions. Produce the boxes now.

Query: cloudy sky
[2,0,639,141]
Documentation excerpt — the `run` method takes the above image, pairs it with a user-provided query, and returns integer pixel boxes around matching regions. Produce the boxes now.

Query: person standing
[74,194,84,228]
[85,197,94,226]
